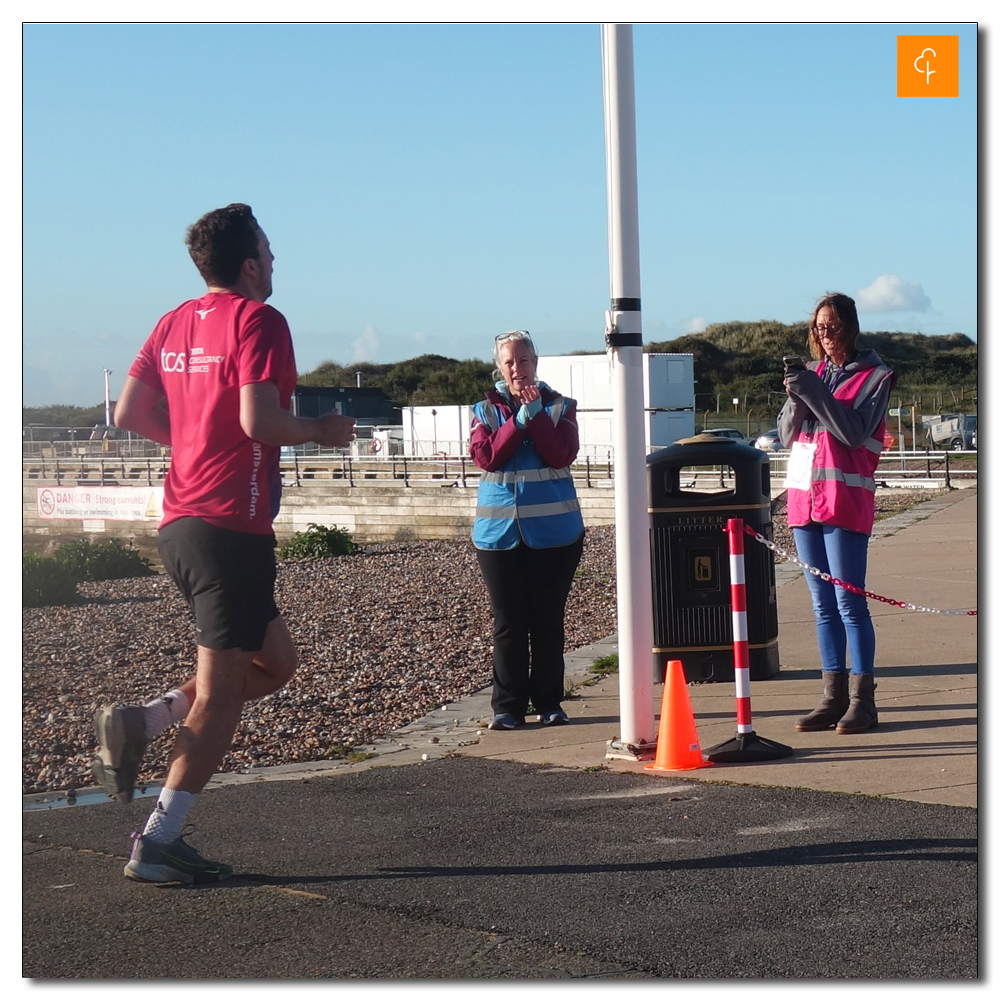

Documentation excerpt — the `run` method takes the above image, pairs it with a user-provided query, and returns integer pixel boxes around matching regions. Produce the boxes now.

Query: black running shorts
[157,517,279,652]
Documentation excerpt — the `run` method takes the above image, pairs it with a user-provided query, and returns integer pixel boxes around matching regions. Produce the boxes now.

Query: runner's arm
[240,380,356,448]
[114,376,172,446]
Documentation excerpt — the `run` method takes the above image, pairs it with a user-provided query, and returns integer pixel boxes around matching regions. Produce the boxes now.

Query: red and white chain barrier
[742,524,977,617]
[726,519,754,735]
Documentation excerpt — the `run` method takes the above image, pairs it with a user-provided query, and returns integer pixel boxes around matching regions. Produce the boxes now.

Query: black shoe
[488,713,522,730]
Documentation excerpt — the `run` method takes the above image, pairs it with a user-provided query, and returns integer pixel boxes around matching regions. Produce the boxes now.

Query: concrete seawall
[23,475,617,552]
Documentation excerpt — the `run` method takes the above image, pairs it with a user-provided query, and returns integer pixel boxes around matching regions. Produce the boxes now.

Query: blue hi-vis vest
[471,393,585,550]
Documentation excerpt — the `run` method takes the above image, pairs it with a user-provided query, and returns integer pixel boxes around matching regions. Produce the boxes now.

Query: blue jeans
[792,523,876,676]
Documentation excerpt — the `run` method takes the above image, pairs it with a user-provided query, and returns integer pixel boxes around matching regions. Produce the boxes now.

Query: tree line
[646,321,977,416]
[23,322,977,427]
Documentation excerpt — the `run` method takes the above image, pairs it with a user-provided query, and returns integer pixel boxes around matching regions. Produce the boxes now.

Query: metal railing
[765,448,977,489]
[21,453,618,489]
[22,448,976,490]
[23,455,172,486]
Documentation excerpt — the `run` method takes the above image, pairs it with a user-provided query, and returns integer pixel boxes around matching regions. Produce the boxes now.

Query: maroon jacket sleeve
[524,397,580,469]
[469,407,526,471]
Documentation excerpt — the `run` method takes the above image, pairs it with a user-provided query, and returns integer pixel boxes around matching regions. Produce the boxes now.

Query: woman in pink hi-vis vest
[777,293,897,735]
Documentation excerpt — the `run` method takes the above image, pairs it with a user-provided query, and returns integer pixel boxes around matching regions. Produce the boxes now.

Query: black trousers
[476,533,584,719]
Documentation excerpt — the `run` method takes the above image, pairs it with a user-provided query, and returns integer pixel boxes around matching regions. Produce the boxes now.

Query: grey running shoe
[124,831,234,884]
[92,705,149,804]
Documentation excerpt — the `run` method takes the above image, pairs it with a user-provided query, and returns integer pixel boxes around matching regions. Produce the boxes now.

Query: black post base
[705,730,794,763]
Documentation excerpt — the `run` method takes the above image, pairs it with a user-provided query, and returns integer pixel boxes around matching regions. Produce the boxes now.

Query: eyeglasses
[814,324,843,337]
[495,330,531,342]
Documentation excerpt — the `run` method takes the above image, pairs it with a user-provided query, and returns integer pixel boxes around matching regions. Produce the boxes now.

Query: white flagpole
[601,23,656,755]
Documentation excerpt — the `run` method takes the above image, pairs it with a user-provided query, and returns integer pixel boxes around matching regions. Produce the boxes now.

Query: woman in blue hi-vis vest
[470,330,585,731]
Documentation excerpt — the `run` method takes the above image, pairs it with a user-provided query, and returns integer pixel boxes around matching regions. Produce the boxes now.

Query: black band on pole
[605,332,643,347]
[611,297,642,312]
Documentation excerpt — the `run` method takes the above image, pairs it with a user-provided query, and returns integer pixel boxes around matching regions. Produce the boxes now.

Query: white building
[400,352,695,459]
[401,405,473,457]
[535,353,694,459]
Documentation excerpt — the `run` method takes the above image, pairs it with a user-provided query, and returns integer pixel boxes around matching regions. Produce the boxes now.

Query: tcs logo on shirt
[161,349,186,374]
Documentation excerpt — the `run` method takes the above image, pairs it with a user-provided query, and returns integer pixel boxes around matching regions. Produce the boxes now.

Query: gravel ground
[22,490,948,795]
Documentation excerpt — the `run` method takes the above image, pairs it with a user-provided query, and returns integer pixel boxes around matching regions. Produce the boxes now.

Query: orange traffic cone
[645,660,712,771]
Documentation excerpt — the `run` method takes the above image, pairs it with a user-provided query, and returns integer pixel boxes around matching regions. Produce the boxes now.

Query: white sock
[142,689,190,739]
[142,787,198,844]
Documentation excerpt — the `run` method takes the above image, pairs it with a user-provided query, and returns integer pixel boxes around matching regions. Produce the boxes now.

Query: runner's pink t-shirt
[129,291,297,535]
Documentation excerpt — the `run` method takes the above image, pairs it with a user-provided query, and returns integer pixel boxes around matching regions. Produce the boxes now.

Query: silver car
[704,427,747,442]
[754,428,782,451]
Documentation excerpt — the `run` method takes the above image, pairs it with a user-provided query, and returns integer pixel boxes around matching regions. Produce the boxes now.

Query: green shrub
[278,523,355,559]
[53,538,155,582]
[23,554,82,608]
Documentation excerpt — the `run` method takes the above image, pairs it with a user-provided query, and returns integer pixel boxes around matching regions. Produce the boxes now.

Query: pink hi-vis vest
[786,360,895,535]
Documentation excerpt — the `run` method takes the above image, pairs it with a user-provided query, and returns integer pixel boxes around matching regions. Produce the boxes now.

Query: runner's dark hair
[185,203,261,288]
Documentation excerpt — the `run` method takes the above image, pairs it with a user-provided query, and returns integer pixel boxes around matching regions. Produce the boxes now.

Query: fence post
[586,455,592,488]
[460,456,467,488]
[403,457,409,487]
[945,451,952,489]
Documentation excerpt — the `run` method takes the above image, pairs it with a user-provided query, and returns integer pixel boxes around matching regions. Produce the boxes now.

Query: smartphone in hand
[783,355,806,373]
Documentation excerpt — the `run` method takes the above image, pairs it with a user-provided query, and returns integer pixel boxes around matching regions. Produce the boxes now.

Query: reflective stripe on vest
[475,498,582,520]
[481,467,573,485]
[479,400,501,432]
[803,422,885,457]
[810,467,877,492]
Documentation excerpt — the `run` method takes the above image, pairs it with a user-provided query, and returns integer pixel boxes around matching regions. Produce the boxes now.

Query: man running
[96,203,355,883]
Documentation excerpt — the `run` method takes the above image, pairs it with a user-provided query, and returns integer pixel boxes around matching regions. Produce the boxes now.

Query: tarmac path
[24,757,976,978]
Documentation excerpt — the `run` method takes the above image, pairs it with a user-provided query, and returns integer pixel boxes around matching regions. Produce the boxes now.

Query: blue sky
[22,20,979,408]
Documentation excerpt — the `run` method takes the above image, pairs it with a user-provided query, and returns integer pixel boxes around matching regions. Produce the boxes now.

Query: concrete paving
[430,489,978,808]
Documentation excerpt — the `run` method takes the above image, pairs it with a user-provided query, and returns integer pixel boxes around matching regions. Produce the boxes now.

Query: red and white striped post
[728,517,754,736]
[704,518,793,763]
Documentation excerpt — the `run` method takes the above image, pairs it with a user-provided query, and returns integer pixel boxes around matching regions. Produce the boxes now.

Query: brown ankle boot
[836,674,878,734]
[795,671,849,732]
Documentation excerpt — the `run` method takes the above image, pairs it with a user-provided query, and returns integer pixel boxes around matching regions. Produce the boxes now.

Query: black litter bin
[648,433,779,683]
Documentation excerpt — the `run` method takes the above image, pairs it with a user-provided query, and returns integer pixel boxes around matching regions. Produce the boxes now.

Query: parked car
[704,427,747,441]
[754,428,782,451]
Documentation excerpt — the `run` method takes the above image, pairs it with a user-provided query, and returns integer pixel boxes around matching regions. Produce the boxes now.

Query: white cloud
[351,322,380,362]
[413,330,427,344]
[856,275,931,313]
[684,316,708,334]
